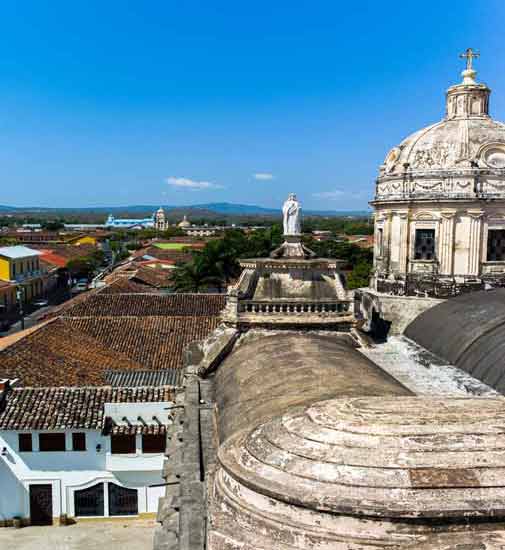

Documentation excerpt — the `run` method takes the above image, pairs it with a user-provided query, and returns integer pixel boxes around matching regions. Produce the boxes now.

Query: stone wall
[356,289,442,335]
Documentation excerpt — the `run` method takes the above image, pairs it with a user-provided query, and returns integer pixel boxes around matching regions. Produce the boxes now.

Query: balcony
[14,270,44,283]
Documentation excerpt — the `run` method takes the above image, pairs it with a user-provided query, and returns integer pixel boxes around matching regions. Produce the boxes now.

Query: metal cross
[460,48,480,71]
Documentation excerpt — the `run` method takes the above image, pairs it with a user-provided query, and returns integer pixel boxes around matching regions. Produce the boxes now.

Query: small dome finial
[459,47,480,84]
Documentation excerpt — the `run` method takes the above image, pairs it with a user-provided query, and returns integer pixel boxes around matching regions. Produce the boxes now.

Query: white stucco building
[0,382,176,526]
[372,50,505,296]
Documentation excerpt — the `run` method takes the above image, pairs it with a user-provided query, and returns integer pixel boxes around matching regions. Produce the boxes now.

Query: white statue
[282,193,301,235]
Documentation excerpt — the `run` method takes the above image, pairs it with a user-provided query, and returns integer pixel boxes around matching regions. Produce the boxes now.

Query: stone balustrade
[237,300,351,315]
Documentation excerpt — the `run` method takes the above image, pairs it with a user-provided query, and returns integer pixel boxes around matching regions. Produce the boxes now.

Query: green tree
[42,220,65,231]
[160,227,185,238]
[346,261,372,289]
[0,237,18,246]
[171,258,221,293]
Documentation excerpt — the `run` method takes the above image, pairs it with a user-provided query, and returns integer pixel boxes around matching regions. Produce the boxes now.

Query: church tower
[372,50,505,296]
[154,207,166,231]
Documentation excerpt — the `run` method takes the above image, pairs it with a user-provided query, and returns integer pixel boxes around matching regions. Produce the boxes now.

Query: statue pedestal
[270,234,316,259]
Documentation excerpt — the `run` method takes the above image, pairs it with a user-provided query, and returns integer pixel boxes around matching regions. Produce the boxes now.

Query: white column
[104,482,110,518]
[467,210,484,276]
[398,211,409,275]
[382,211,393,274]
[439,210,457,275]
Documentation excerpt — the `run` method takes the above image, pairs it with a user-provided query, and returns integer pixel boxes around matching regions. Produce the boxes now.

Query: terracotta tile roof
[100,277,159,294]
[0,318,144,386]
[0,385,174,431]
[61,292,226,318]
[30,243,97,260]
[135,246,193,263]
[41,286,104,320]
[0,319,54,352]
[67,316,220,370]
[131,266,172,288]
[38,249,68,268]
[0,291,224,386]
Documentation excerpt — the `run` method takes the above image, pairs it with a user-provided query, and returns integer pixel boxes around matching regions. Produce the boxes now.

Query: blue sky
[1,1,505,210]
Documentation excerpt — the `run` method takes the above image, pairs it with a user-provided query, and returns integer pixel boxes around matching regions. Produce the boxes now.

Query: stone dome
[177,215,190,228]
[375,54,505,202]
[219,396,505,519]
[383,117,505,174]
[209,396,505,548]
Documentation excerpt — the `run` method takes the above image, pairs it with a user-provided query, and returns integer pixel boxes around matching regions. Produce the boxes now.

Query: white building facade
[372,51,505,296]
[0,384,175,526]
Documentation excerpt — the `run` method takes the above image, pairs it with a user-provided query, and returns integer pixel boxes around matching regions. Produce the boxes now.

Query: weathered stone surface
[360,335,498,396]
[219,396,505,518]
[215,331,410,442]
[208,396,505,548]
[356,289,442,335]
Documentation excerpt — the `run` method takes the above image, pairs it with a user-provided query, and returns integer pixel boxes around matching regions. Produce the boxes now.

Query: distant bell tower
[154,207,166,231]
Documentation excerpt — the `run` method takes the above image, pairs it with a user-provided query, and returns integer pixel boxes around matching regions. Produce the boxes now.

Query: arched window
[108,483,138,516]
[74,483,104,517]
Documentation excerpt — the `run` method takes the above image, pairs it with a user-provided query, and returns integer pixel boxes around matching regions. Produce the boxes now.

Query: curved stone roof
[405,288,505,393]
[210,396,505,548]
[215,331,410,441]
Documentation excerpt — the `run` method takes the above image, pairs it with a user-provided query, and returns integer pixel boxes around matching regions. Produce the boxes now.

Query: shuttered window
[111,434,136,454]
[39,433,66,452]
[142,434,166,453]
[487,230,505,261]
[19,433,33,452]
[414,229,436,260]
[72,433,86,451]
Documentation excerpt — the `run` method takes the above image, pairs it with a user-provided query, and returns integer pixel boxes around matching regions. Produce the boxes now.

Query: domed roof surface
[376,51,505,202]
[177,215,190,227]
[385,117,505,174]
[219,396,505,519]
[211,395,505,549]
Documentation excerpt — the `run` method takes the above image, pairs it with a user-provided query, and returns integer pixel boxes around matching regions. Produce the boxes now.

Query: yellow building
[66,234,98,246]
[0,246,45,302]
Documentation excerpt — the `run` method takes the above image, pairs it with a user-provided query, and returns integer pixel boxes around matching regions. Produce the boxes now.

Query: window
[377,228,384,256]
[414,229,436,260]
[74,483,104,517]
[19,433,32,452]
[72,433,86,451]
[142,434,166,454]
[111,434,136,454]
[108,483,138,516]
[39,433,66,452]
[487,229,505,261]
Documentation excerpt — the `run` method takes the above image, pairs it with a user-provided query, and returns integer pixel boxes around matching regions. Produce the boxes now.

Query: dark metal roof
[405,288,505,394]
[105,369,183,387]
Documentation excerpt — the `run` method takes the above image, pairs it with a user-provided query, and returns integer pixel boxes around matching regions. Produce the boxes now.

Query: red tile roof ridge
[0,317,59,352]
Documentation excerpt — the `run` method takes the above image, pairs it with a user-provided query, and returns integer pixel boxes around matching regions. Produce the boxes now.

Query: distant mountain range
[0,202,370,217]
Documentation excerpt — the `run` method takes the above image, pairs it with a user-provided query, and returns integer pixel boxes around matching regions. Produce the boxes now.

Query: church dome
[376,50,505,202]
[177,215,190,228]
